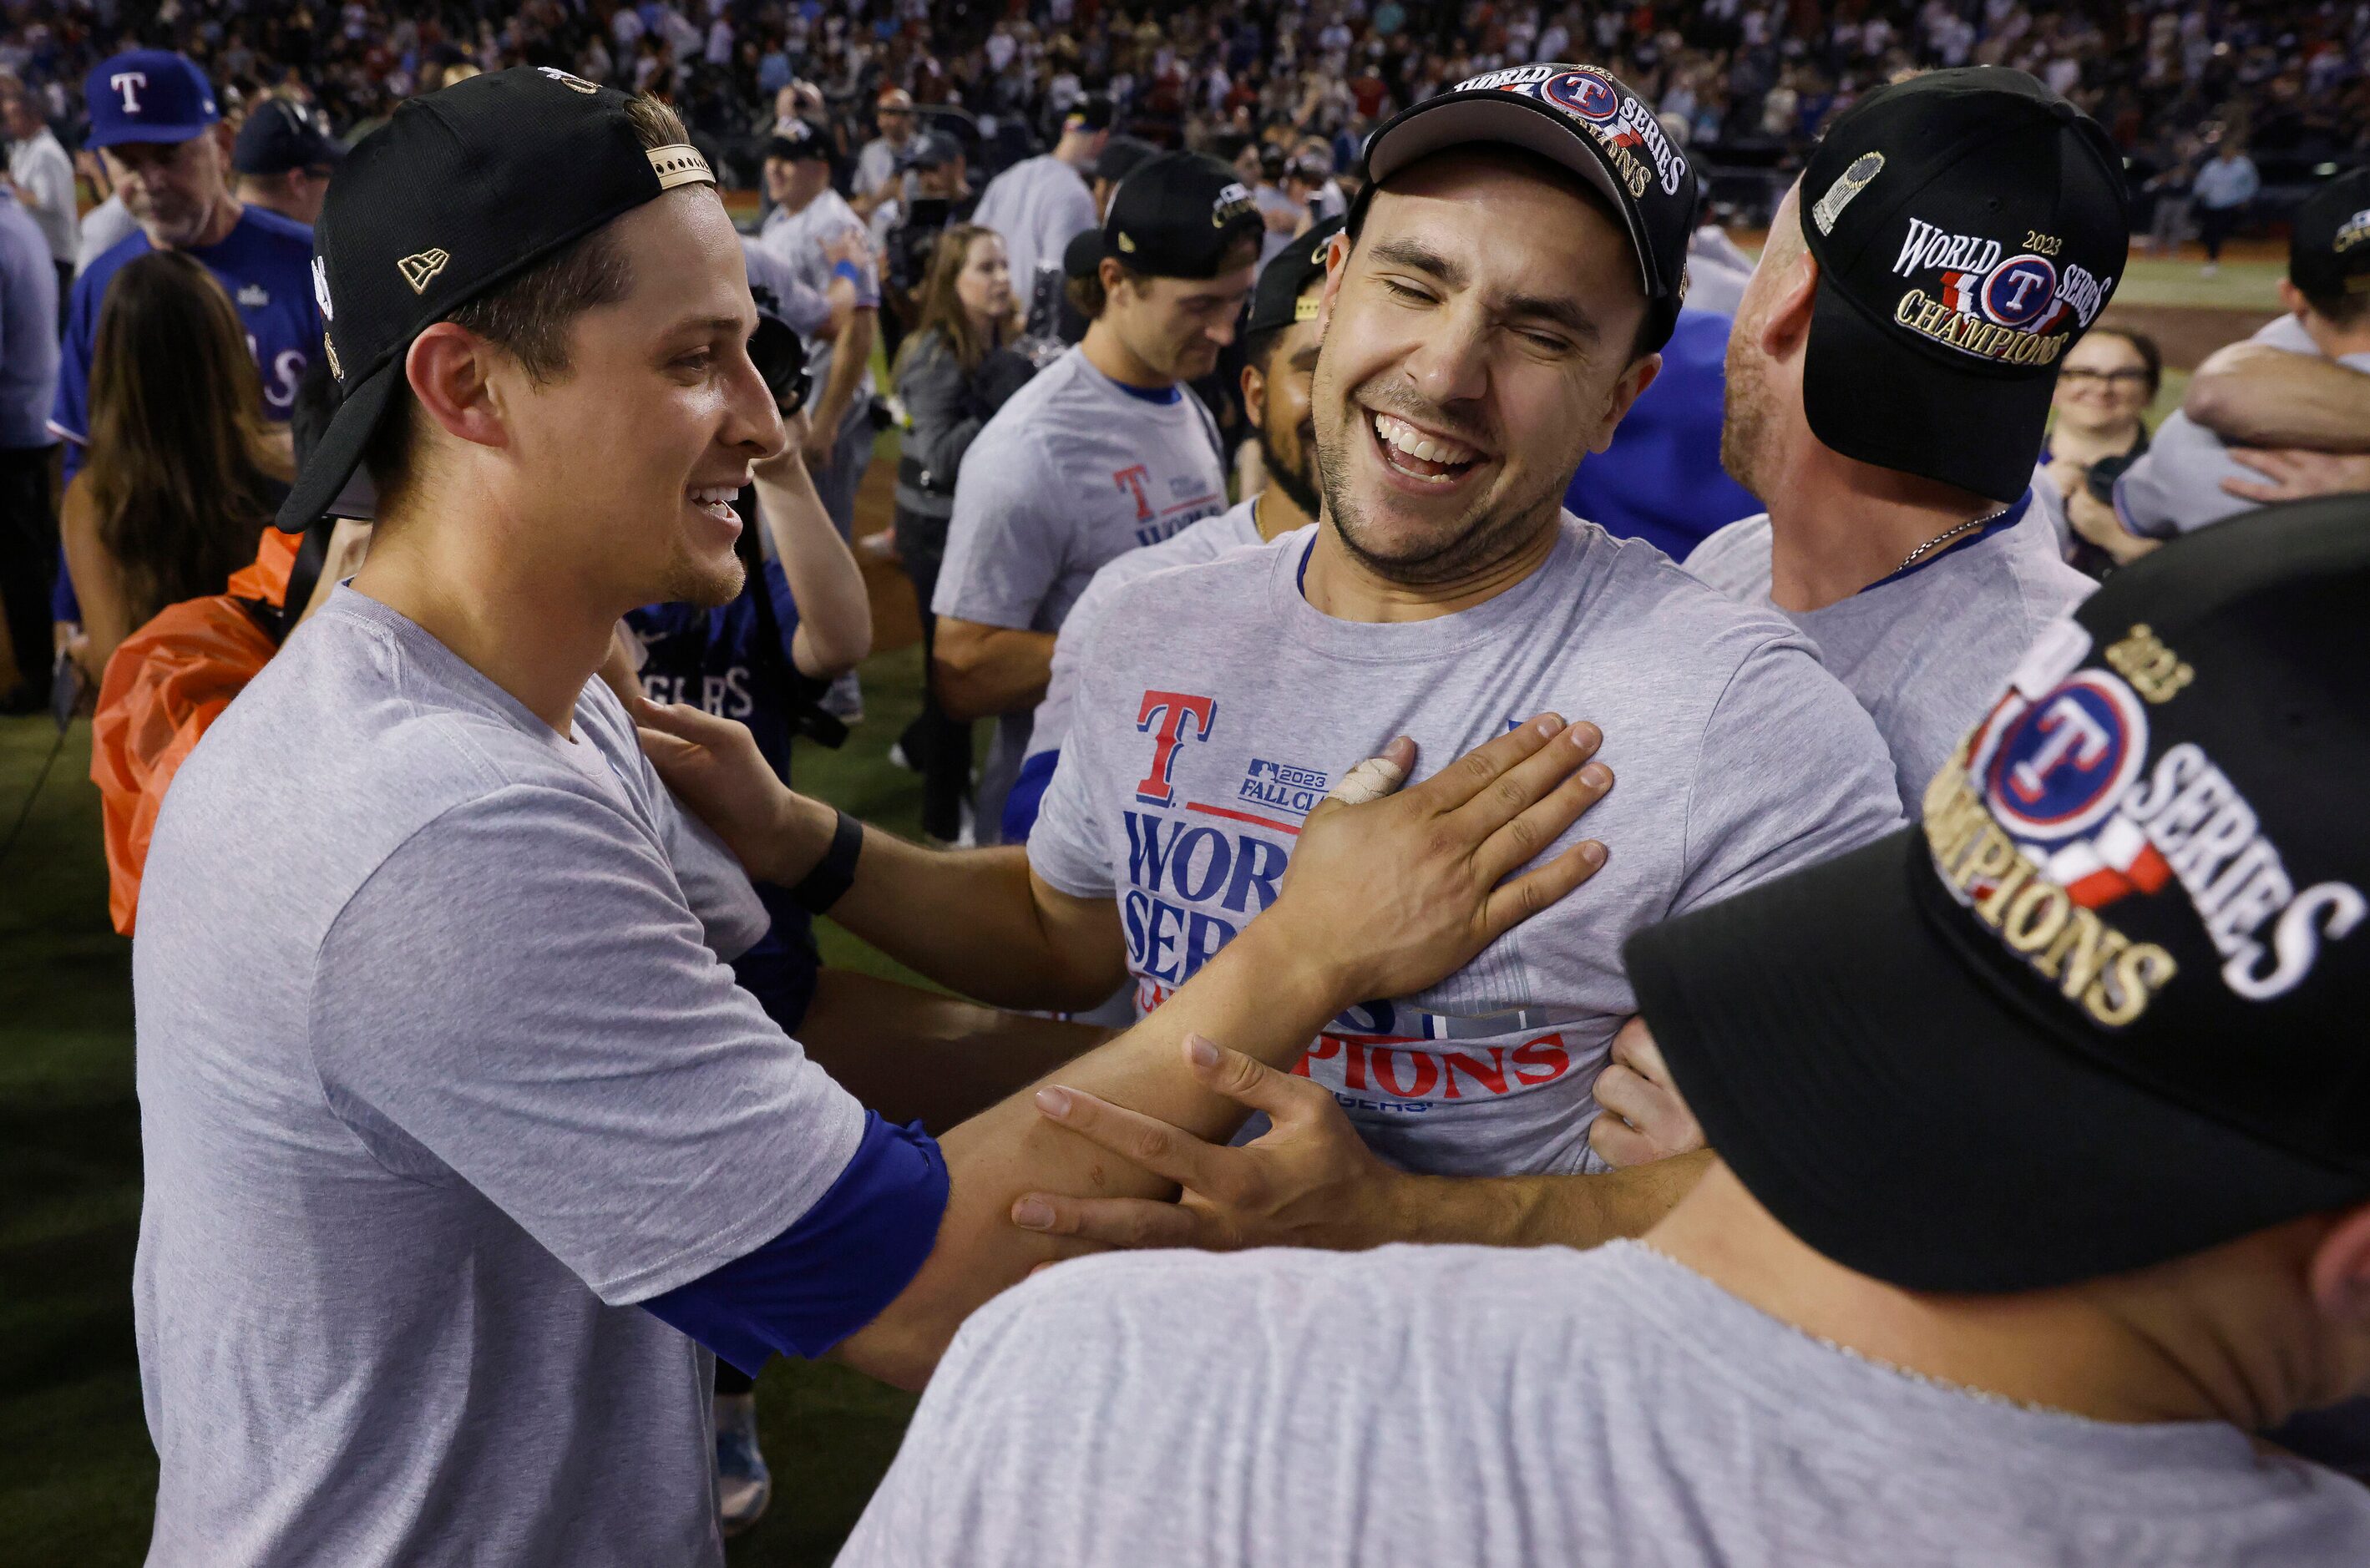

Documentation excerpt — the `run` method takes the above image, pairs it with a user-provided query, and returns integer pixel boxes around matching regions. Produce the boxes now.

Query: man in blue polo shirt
[48,49,320,628]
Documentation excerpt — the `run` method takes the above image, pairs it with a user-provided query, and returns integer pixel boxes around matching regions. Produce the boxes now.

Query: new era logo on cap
[398,249,451,294]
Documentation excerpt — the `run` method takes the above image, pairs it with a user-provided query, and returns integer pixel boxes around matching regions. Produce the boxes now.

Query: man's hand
[757,409,813,482]
[632,696,833,885]
[1267,716,1613,1005]
[1010,1033,1403,1251]
[2065,487,2158,565]
[2222,447,2370,504]
[1587,1018,1704,1168]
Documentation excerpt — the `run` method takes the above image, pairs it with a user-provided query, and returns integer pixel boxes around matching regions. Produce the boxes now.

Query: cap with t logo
[84,49,219,148]
[1797,68,2129,503]
[279,67,713,533]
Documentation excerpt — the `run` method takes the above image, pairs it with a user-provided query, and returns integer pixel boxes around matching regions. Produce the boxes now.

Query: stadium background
[0,0,2352,1556]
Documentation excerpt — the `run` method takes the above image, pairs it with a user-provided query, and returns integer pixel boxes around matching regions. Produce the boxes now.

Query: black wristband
[788,809,864,914]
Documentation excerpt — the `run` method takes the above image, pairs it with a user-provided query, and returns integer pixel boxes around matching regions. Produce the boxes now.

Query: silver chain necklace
[1897,503,2011,574]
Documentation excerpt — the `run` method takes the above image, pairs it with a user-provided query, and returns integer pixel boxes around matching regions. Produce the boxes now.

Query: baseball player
[1005,215,1342,842]
[970,95,1108,301]
[50,49,321,629]
[230,96,344,228]
[932,150,1257,839]
[1690,68,2116,812]
[755,119,879,532]
[127,72,1613,1563]
[785,64,1904,1183]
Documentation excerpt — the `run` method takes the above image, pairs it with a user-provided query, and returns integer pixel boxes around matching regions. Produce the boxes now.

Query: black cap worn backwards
[1245,214,1345,338]
[1628,494,2370,1295]
[233,97,345,175]
[277,66,714,533]
[1086,149,1261,279]
[2289,168,2370,306]
[1354,63,1699,351]
[763,117,833,164]
[1798,68,2129,503]
[1092,134,1157,186]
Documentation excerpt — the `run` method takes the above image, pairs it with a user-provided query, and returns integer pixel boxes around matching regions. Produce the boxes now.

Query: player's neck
[2302,310,2370,362]
[1301,508,1559,624]
[180,192,243,250]
[1647,1163,2328,1431]
[349,493,621,737]
[1761,435,2000,612]
[1080,319,1172,391]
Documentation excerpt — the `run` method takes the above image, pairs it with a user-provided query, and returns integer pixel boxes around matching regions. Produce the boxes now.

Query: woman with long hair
[61,248,290,683]
[889,222,1023,844]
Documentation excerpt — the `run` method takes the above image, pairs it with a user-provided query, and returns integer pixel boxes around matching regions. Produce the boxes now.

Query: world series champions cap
[1354,63,1699,351]
[1081,149,1262,279]
[1796,68,2129,503]
[2289,167,2370,306]
[278,67,714,533]
[1626,493,2370,1294]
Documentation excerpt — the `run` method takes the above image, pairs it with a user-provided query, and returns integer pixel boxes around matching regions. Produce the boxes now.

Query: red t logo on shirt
[1113,464,1153,521]
[1133,690,1217,807]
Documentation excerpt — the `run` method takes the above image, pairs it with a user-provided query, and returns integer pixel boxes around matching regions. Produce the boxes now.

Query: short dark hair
[362,94,687,509]
[2300,280,2370,329]
[2081,326,2165,398]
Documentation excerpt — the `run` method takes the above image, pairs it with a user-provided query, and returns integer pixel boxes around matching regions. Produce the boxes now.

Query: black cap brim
[274,352,398,533]
[1625,830,2365,1293]
[1802,277,2053,503]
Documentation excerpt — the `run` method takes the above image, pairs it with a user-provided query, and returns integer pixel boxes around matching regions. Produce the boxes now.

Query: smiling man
[125,72,1622,1565]
[772,66,1902,1183]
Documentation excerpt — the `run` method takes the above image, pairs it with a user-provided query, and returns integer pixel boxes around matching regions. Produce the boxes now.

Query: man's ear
[404,323,511,455]
[2307,1202,2370,1326]
[1588,350,1662,455]
[1757,246,1821,364]
[1313,228,1350,335]
[1240,357,1268,427]
[2277,278,2311,324]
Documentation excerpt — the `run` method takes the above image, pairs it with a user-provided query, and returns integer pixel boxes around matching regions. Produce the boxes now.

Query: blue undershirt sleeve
[641,1110,949,1376]
[1000,748,1061,844]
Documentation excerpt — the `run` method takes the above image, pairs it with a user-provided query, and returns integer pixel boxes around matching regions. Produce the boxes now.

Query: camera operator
[874,131,975,362]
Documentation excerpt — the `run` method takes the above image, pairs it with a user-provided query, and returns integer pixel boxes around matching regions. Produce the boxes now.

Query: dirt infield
[2099,303,2276,371]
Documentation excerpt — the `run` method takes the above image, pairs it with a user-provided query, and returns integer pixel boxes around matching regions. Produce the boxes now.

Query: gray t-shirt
[970,153,1098,299]
[1021,497,1276,767]
[132,587,866,1566]
[1026,519,1902,1175]
[934,345,1227,838]
[757,187,880,434]
[1688,498,2094,812]
[2114,315,2370,539]
[841,1240,2370,1567]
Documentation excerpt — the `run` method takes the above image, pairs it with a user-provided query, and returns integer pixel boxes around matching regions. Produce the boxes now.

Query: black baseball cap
[1245,214,1345,337]
[1092,134,1157,186]
[1061,94,1112,134]
[233,97,345,175]
[898,129,963,171]
[277,67,714,533]
[1083,150,1261,279]
[763,117,832,164]
[1628,494,2370,1295]
[1797,68,2129,503]
[1354,63,1698,351]
[2289,168,2370,305]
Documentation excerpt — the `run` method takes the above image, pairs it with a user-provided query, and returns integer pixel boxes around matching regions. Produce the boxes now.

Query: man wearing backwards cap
[970,92,1108,299]
[727,65,1897,1191]
[230,95,344,227]
[1689,68,2111,812]
[843,497,2370,1565]
[124,69,1609,1564]
[48,49,321,628]
[930,149,1253,839]
[1008,217,1342,841]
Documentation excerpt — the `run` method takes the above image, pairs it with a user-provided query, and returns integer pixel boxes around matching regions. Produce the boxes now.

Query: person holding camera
[874,131,975,363]
[889,223,1023,846]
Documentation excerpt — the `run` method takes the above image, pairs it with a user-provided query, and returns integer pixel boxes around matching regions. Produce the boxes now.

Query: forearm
[932,622,1054,720]
[2185,343,2370,450]
[755,463,869,675]
[813,310,875,431]
[837,919,1346,1386]
[1377,1150,1714,1249]
[796,969,1107,1133]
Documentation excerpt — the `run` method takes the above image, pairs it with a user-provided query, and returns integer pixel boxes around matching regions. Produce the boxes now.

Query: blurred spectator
[0,168,56,712]
[972,94,1107,309]
[853,85,917,218]
[76,190,140,273]
[2033,326,2159,577]
[2191,140,2260,276]
[58,250,288,688]
[889,224,1023,845]
[0,73,77,319]
[230,98,343,227]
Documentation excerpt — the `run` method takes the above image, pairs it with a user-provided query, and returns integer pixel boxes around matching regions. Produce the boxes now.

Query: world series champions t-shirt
[48,205,321,619]
[934,344,1228,837]
[1027,518,1904,1176]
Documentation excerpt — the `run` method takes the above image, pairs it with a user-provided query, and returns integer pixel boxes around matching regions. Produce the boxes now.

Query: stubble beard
[1719,336,1775,504]
[1258,415,1322,522]
[1313,385,1563,590]
[657,528,747,610]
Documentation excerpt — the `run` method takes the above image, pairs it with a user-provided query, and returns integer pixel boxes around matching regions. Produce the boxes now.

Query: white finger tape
[1324,754,1407,807]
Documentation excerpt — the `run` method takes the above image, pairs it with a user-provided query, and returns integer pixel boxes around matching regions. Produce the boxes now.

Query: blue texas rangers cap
[1354,63,1699,352]
[1628,494,2370,1294]
[277,68,715,533]
[85,49,220,149]
[1796,68,2129,503]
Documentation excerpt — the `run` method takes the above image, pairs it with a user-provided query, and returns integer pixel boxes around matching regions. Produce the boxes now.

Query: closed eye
[1379,276,1435,306]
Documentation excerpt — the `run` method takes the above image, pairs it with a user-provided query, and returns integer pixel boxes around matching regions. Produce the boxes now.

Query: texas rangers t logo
[1113,464,1152,522]
[110,71,148,113]
[1133,690,1216,807]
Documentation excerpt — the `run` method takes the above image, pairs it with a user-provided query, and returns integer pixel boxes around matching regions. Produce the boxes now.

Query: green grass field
[0,644,943,1566]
